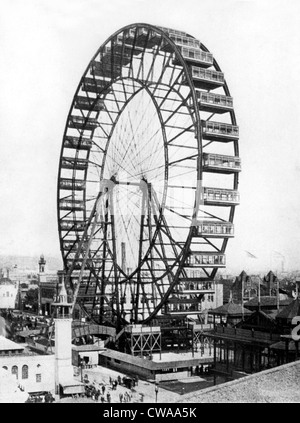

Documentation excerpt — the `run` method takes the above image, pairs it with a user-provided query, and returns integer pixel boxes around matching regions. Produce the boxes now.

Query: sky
[0,0,300,275]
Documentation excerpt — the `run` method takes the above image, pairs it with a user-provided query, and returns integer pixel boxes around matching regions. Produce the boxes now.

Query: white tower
[52,276,74,395]
[38,254,46,274]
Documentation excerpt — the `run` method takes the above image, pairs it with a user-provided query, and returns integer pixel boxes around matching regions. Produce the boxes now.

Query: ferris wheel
[57,23,240,328]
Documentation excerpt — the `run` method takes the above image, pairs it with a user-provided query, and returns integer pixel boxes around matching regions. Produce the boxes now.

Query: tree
[24,288,39,312]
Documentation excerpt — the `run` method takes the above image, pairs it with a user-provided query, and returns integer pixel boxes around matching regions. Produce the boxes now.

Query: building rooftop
[208,301,252,317]
[179,359,300,403]
[0,277,14,286]
[244,296,293,308]
[0,336,25,351]
[72,344,105,352]
[276,298,300,321]
[99,349,213,371]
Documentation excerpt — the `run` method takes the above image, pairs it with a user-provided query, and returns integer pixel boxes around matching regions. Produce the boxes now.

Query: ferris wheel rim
[57,22,240,326]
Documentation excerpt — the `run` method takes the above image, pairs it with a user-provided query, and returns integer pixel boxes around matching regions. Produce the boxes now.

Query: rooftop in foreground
[179,359,300,403]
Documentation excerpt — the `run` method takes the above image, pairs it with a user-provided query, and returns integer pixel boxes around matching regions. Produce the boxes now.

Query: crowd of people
[82,374,138,403]
[25,392,55,403]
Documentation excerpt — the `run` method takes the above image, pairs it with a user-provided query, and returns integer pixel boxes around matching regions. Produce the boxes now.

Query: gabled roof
[236,309,278,330]
[0,277,13,285]
[0,336,24,351]
[244,296,293,308]
[208,302,252,316]
[276,298,300,320]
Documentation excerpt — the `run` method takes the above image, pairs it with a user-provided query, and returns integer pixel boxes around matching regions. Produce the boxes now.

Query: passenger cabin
[60,220,86,232]
[59,199,85,211]
[64,136,93,150]
[185,66,224,90]
[61,157,88,171]
[196,91,234,114]
[161,33,200,52]
[112,40,140,65]
[69,115,99,131]
[66,259,94,270]
[164,298,203,315]
[59,178,86,191]
[135,27,162,48]
[203,187,240,206]
[75,96,104,112]
[194,220,234,237]
[185,253,226,268]
[82,77,110,94]
[201,121,239,141]
[179,280,215,293]
[203,153,241,173]
[92,60,122,79]
[173,46,213,68]
[62,240,83,252]
[123,28,137,45]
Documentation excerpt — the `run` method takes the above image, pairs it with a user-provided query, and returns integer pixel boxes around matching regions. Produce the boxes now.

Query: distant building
[217,275,235,304]
[231,270,289,305]
[0,272,18,310]
[38,255,59,316]
[232,271,258,303]
[244,296,293,314]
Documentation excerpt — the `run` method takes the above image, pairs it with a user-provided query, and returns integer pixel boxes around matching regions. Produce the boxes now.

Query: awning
[61,383,85,395]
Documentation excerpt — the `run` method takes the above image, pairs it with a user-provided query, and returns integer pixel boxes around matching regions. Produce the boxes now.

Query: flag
[245,250,257,259]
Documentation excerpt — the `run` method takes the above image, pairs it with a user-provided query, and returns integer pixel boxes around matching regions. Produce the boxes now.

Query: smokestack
[277,275,280,312]
[121,242,126,273]
[241,274,244,321]
[258,277,261,312]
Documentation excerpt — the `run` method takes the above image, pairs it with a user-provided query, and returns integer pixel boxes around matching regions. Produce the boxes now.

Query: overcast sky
[0,0,300,274]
